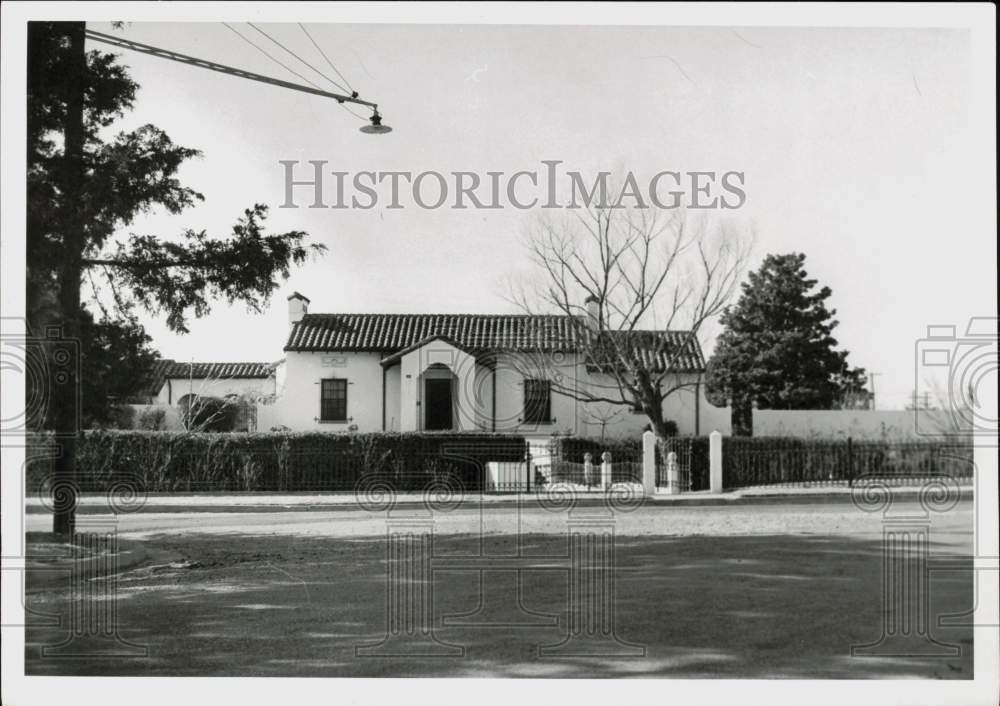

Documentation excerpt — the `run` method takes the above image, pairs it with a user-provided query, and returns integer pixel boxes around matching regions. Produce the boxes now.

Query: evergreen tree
[706,253,866,435]
[28,22,325,533]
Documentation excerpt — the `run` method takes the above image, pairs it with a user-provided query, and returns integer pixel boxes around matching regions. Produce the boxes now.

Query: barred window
[320,378,348,421]
[523,379,552,424]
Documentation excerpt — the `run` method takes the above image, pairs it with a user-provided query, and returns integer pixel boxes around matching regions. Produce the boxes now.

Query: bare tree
[175,365,273,432]
[509,204,752,442]
[581,403,626,442]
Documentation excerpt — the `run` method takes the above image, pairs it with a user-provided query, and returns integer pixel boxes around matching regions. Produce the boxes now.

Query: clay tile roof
[133,358,177,399]
[130,359,274,401]
[284,313,705,372]
[159,361,275,379]
[584,330,706,374]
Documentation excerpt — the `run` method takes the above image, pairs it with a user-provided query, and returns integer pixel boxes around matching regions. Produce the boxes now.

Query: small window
[523,379,552,424]
[320,378,348,421]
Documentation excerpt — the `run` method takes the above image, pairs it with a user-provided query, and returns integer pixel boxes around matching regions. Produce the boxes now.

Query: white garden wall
[580,371,730,438]
[124,404,184,430]
[751,409,965,439]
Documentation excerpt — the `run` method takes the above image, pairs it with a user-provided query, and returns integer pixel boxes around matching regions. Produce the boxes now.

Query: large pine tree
[28,23,326,534]
[705,253,867,435]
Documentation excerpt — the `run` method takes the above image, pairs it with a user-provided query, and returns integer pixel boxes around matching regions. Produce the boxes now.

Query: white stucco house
[254,292,726,439]
[141,360,278,407]
[125,359,279,431]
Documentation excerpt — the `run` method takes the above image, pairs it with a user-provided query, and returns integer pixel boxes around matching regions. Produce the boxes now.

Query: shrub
[26,430,527,494]
[549,436,647,464]
[137,407,168,430]
[180,396,239,432]
[106,404,136,430]
[547,436,656,486]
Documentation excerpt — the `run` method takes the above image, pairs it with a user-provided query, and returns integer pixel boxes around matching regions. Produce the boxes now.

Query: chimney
[584,294,601,331]
[287,291,310,329]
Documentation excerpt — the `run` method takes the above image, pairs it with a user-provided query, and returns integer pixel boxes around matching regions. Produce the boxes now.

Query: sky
[85,21,995,410]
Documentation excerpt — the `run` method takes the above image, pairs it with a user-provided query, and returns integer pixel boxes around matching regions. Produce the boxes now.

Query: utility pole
[39,22,387,535]
[868,371,881,410]
[188,359,194,431]
[51,21,87,536]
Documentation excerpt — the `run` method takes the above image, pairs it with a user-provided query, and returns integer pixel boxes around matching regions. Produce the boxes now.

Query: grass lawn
[23,503,974,678]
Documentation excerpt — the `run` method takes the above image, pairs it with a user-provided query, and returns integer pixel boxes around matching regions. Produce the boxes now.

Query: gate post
[601,451,612,490]
[846,437,855,487]
[525,441,532,493]
[710,430,723,494]
[665,452,680,495]
[641,431,656,496]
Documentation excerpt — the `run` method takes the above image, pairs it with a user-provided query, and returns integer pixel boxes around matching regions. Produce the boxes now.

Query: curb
[23,535,156,590]
[23,487,975,514]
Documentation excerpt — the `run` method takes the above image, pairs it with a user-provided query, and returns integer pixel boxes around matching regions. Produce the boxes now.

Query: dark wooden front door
[424,378,453,430]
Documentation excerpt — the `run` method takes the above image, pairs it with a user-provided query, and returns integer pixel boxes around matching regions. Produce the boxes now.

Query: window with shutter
[320,378,348,421]
[523,378,552,424]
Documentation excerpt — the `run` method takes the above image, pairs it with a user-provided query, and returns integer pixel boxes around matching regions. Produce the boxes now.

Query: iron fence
[612,460,644,485]
[534,438,646,492]
[30,430,968,498]
[722,437,975,489]
[546,460,591,486]
[658,436,710,491]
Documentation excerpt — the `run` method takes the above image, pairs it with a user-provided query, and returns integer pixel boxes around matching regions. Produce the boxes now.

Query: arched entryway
[420,363,457,431]
[391,335,479,432]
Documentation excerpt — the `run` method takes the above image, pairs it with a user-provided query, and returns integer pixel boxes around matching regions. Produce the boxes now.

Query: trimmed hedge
[722,435,974,488]
[25,431,527,493]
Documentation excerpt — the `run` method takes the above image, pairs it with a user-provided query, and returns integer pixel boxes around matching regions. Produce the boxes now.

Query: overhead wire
[237,22,367,121]
[221,22,324,91]
[297,23,355,94]
[261,22,368,121]
[297,24,368,121]
[247,22,350,94]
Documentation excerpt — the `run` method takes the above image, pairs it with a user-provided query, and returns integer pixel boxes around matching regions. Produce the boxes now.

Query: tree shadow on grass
[25,532,973,678]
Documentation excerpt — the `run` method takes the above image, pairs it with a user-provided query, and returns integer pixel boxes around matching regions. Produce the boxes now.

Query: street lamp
[85,29,391,135]
[360,110,392,134]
